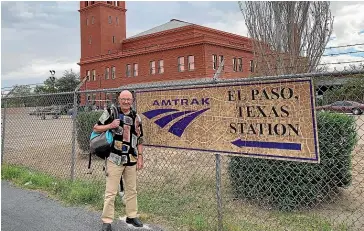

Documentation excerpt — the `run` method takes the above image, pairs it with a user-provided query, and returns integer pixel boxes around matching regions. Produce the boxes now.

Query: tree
[2,85,33,107]
[56,69,81,92]
[321,75,364,104]
[7,85,32,96]
[34,79,57,94]
[239,1,334,76]
[30,69,80,107]
[34,69,80,94]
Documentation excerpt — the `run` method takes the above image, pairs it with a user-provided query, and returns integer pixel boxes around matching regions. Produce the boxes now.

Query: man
[93,90,144,231]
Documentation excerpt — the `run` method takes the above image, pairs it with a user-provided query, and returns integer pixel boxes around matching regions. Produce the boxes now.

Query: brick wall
[204,44,255,79]
[80,6,102,58]
[81,44,206,91]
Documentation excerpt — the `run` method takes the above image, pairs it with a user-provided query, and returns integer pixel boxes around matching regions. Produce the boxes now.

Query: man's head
[118,90,133,112]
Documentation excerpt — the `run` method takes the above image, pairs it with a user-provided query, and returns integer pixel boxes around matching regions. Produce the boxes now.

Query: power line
[322,50,364,57]
[324,43,364,50]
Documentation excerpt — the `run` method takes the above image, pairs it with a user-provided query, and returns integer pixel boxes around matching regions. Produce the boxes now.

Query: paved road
[1,181,164,231]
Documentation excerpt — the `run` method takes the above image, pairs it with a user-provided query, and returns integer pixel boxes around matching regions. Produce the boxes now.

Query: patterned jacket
[97,107,144,166]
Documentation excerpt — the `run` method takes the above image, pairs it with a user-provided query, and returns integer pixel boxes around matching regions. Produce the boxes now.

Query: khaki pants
[101,160,138,223]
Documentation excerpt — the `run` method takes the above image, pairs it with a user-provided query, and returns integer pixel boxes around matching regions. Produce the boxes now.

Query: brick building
[78,1,256,106]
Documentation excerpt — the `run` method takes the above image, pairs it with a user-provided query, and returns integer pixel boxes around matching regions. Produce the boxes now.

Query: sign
[135,78,320,163]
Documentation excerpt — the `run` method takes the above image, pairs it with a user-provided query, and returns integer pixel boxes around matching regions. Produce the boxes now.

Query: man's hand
[137,155,144,170]
[109,119,120,129]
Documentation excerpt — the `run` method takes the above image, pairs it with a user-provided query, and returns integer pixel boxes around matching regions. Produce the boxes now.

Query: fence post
[70,77,87,181]
[214,59,224,231]
[1,99,8,163]
[1,87,17,164]
[212,59,225,231]
[70,92,78,181]
[215,153,223,231]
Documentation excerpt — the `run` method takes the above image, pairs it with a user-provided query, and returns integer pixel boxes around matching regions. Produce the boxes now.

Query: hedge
[228,111,358,211]
[317,76,364,106]
[76,110,103,153]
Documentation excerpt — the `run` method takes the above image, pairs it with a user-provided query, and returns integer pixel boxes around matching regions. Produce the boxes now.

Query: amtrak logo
[143,108,210,137]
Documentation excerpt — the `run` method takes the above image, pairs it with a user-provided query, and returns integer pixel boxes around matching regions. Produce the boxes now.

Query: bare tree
[239,1,334,76]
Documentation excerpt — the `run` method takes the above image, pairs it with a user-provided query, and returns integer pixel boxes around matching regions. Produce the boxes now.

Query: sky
[1,1,364,89]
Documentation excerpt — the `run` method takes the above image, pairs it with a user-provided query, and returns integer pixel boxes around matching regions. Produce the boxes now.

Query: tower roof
[128,19,192,39]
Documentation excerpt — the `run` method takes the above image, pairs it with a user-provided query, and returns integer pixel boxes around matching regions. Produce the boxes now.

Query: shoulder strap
[88,152,91,170]
[110,104,119,120]
[130,108,137,117]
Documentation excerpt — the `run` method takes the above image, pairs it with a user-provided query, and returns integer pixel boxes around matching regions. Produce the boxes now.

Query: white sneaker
[118,190,125,198]
[118,184,126,206]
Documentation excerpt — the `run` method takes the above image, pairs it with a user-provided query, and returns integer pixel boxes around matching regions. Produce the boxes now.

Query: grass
[1,163,105,208]
[1,163,353,231]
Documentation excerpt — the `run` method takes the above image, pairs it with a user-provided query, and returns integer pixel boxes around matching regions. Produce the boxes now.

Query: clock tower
[79,1,126,60]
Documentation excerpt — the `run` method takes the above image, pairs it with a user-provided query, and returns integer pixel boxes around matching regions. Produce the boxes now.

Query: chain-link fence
[2,67,364,231]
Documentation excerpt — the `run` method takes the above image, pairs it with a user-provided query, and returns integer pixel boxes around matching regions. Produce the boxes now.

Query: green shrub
[321,76,364,105]
[76,111,103,153]
[228,111,357,211]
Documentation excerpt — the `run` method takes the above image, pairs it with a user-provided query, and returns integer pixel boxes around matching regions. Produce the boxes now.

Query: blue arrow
[231,139,301,151]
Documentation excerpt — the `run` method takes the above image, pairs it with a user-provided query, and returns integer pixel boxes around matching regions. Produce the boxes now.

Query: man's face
[118,92,133,111]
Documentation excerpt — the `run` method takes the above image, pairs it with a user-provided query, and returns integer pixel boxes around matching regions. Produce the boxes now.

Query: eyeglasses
[118,98,133,102]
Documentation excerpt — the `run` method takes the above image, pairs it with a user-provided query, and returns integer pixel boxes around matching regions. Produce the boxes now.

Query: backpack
[89,130,114,159]
[88,104,119,170]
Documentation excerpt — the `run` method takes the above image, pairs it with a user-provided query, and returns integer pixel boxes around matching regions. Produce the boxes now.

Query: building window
[108,93,113,101]
[188,56,195,71]
[150,61,156,74]
[107,1,112,5]
[86,17,89,25]
[233,58,243,72]
[112,36,115,43]
[250,60,254,72]
[91,16,95,24]
[126,64,131,77]
[108,16,112,24]
[86,70,91,81]
[92,70,96,81]
[86,94,91,105]
[115,1,119,6]
[105,67,109,79]
[92,93,96,103]
[106,93,110,104]
[133,63,138,77]
[89,36,92,44]
[158,60,164,74]
[219,55,224,70]
[116,17,119,25]
[178,57,185,72]
[85,1,89,7]
[212,54,218,70]
[111,66,115,79]
[238,58,243,72]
